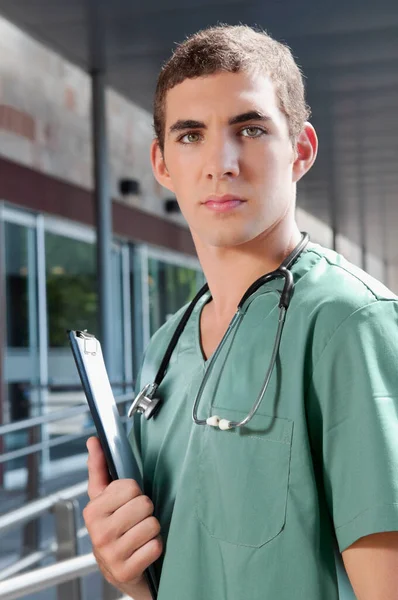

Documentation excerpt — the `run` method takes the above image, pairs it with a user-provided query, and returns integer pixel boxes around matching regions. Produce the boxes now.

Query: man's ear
[292,122,318,183]
[150,139,175,193]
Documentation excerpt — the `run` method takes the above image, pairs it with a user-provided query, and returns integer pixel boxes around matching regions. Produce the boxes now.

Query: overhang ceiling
[0,0,397,268]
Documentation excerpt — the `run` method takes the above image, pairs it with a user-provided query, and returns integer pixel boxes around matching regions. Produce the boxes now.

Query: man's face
[152,70,310,249]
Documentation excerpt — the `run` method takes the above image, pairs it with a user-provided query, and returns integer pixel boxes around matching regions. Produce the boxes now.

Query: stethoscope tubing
[192,292,287,430]
[192,309,244,425]
[214,305,283,428]
[129,233,309,430]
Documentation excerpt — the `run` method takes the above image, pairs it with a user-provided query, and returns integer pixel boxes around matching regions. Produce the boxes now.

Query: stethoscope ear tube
[238,233,309,309]
[153,282,209,388]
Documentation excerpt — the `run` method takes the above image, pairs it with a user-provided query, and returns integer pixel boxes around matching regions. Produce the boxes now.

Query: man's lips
[203,195,245,212]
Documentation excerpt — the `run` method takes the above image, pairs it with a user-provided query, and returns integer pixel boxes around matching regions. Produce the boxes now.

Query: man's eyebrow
[168,111,272,136]
[228,111,272,125]
[168,119,205,134]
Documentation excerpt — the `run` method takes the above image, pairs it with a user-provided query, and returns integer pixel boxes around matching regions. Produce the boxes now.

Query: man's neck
[194,221,302,326]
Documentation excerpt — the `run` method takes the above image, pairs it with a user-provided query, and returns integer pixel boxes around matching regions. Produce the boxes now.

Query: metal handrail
[0,393,133,436]
[25,381,134,392]
[0,427,96,464]
[0,524,89,582]
[0,391,136,599]
[0,553,98,600]
[0,393,133,463]
[0,547,55,581]
[0,403,92,435]
[0,480,88,534]
[1,417,130,464]
[0,481,91,587]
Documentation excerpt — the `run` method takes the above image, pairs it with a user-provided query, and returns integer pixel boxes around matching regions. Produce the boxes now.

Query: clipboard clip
[76,330,98,356]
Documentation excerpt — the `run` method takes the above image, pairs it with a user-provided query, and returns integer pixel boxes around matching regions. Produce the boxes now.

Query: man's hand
[83,437,162,598]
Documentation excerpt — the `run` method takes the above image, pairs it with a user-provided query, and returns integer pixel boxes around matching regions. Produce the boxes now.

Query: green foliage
[46,274,98,346]
[45,232,98,347]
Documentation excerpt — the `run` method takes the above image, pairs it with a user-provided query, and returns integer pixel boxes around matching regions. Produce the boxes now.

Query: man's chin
[199,231,258,249]
[190,221,267,250]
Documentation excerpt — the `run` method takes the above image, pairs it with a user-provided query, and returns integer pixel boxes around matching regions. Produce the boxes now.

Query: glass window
[148,257,203,336]
[45,231,98,462]
[5,222,30,348]
[45,233,129,462]
[3,221,39,474]
[45,232,98,347]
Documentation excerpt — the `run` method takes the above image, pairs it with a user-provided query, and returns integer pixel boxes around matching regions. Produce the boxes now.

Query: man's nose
[204,136,240,180]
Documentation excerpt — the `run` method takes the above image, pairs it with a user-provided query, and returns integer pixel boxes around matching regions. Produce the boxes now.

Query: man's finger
[87,436,111,500]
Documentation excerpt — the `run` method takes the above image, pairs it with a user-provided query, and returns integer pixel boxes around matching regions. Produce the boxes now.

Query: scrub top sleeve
[308,299,398,553]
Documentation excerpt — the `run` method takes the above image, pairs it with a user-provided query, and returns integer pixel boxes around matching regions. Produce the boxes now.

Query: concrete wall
[0,16,184,226]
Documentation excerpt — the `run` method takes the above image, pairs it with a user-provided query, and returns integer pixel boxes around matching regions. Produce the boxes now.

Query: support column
[89,2,113,369]
[354,95,367,272]
[380,189,389,287]
[0,206,5,486]
[325,91,339,252]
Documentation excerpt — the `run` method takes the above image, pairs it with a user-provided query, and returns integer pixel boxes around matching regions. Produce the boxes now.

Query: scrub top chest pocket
[195,408,294,548]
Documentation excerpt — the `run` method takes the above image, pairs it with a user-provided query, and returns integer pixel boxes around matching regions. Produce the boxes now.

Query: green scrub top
[129,243,398,600]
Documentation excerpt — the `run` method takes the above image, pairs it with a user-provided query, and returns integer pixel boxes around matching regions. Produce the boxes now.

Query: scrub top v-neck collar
[190,244,313,368]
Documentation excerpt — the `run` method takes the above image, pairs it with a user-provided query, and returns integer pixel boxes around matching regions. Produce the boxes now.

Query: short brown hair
[153,24,311,152]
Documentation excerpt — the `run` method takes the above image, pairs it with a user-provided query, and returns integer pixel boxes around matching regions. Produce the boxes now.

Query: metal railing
[0,553,132,600]
[0,553,98,600]
[0,389,135,599]
[0,478,125,600]
[0,390,133,464]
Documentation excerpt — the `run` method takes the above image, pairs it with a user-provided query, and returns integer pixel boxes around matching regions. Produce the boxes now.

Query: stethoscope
[128,232,309,431]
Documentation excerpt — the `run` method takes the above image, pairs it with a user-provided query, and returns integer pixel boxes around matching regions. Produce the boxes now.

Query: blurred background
[0,0,397,598]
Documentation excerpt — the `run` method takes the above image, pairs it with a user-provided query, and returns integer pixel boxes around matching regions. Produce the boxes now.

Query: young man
[84,25,398,599]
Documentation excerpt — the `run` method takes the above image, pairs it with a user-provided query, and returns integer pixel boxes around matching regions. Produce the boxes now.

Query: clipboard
[67,329,158,598]
[68,329,142,484]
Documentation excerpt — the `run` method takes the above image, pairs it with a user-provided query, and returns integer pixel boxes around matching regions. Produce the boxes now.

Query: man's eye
[179,132,201,143]
[240,126,266,138]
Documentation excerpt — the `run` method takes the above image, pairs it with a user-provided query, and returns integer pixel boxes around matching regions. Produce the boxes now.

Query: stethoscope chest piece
[127,383,161,420]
